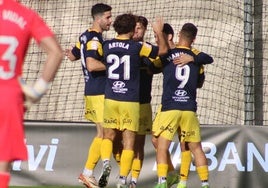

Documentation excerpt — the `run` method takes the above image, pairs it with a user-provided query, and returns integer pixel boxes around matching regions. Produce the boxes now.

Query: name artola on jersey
[108,42,129,49]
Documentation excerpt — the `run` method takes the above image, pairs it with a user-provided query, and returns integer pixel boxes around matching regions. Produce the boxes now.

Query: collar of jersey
[175,45,191,50]
[88,28,101,33]
[115,36,130,40]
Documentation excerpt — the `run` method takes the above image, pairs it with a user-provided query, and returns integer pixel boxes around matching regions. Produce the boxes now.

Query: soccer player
[98,13,168,188]
[65,3,112,188]
[128,15,162,188]
[152,23,212,188]
[152,23,213,188]
[0,0,63,188]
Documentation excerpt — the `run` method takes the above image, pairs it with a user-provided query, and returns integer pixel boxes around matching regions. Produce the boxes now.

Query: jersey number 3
[0,36,18,80]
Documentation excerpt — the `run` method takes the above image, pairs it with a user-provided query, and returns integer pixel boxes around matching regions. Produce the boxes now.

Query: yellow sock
[131,158,142,179]
[196,165,209,182]
[120,150,134,177]
[85,137,102,169]
[157,163,168,178]
[180,151,192,181]
[100,139,113,160]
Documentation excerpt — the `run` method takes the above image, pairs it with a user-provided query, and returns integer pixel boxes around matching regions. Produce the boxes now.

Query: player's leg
[152,135,178,188]
[0,162,10,188]
[129,103,151,187]
[176,142,192,188]
[117,101,139,188]
[188,142,209,188]
[99,127,116,187]
[113,131,123,167]
[99,99,118,187]
[129,134,145,188]
[79,95,104,188]
[0,89,27,188]
[154,136,171,188]
[179,111,209,188]
[153,110,181,188]
[117,129,136,187]
[152,107,179,188]
[79,122,103,188]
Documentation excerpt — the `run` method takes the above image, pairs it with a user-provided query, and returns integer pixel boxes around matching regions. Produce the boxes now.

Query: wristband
[33,78,51,97]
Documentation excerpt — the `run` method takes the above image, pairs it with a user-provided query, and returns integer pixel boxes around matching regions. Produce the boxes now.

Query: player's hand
[152,17,164,34]
[18,77,50,109]
[64,45,77,61]
[173,54,194,67]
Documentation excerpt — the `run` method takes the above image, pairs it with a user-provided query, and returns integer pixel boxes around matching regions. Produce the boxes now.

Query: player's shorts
[103,99,139,132]
[0,80,28,161]
[152,109,201,142]
[138,103,152,135]
[84,95,104,123]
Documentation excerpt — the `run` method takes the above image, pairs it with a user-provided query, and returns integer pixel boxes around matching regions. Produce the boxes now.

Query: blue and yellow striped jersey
[72,29,106,95]
[160,46,205,112]
[103,37,159,102]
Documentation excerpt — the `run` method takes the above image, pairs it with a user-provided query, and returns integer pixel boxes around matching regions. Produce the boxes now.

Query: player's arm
[192,48,214,65]
[86,57,106,72]
[85,39,106,72]
[20,36,63,105]
[40,37,63,82]
[65,42,81,61]
[173,53,194,67]
[174,49,213,66]
[143,57,162,74]
[152,17,169,55]
[197,65,205,88]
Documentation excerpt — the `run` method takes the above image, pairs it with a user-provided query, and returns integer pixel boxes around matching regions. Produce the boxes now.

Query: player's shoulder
[3,0,36,15]
[80,29,103,43]
[191,47,201,55]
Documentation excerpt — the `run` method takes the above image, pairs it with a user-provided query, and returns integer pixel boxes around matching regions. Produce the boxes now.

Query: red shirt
[0,0,55,162]
[0,0,54,81]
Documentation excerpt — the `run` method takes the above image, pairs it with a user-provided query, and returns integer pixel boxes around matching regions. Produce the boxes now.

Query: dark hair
[113,13,136,35]
[163,23,174,36]
[180,23,198,41]
[91,3,112,18]
[136,16,148,29]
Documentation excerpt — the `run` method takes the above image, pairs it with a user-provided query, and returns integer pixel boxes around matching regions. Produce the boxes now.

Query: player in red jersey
[0,0,63,187]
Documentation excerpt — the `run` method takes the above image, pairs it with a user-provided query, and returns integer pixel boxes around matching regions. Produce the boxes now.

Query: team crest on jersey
[90,40,98,50]
[92,37,99,41]
[81,35,87,44]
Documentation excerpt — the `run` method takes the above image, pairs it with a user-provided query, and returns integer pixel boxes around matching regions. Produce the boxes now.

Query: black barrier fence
[10,122,268,188]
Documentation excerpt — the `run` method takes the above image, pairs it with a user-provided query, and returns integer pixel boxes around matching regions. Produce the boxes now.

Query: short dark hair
[136,16,148,29]
[163,23,174,36]
[91,3,112,18]
[113,13,136,35]
[180,23,198,41]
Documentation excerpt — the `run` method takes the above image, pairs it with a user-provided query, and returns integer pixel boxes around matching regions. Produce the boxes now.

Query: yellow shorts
[84,95,104,123]
[138,103,152,135]
[103,99,139,132]
[152,110,201,142]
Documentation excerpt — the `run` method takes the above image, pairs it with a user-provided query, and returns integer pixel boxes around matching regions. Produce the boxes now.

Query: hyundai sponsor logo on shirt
[174,89,187,96]
[112,81,128,93]
[172,89,189,102]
